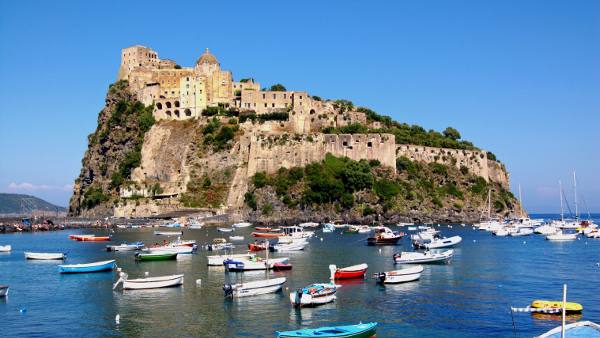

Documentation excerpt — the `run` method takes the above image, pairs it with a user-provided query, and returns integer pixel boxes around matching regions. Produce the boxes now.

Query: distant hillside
[0,193,66,215]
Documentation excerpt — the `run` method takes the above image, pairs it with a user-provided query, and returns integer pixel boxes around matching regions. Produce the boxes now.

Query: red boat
[248,242,269,252]
[255,227,272,231]
[252,232,283,238]
[69,234,94,241]
[329,263,368,280]
[79,236,111,242]
[272,262,293,271]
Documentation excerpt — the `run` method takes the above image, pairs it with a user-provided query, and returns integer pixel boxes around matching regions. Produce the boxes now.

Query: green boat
[277,322,377,338]
[135,251,178,261]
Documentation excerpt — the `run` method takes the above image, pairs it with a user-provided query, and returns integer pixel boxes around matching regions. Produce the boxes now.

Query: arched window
[165,110,172,117]
[156,102,163,110]
[184,108,191,116]
[174,110,180,118]
[166,101,172,109]
[174,101,180,108]
[310,109,316,115]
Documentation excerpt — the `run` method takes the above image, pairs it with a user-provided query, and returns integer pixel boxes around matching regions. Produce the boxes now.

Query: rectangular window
[273,94,276,99]
[284,94,287,99]
[272,103,275,107]
[264,103,267,107]
[262,94,266,99]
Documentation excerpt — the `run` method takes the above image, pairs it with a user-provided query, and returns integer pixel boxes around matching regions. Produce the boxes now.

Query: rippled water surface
[1,214,599,337]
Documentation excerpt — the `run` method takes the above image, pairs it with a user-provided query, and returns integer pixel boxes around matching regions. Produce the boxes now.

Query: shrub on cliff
[82,186,108,209]
[269,84,287,91]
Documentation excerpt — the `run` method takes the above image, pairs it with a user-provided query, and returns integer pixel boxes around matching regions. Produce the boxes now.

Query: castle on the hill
[118,45,368,134]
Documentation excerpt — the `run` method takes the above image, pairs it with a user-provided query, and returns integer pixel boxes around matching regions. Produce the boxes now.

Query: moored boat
[154,230,183,236]
[0,245,11,252]
[0,285,8,297]
[367,226,403,245]
[106,242,144,251]
[207,253,255,266]
[393,249,453,264]
[510,228,534,237]
[24,252,65,260]
[536,321,600,338]
[223,277,287,297]
[271,241,308,252]
[546,231,577,241]
[290,282,338,307]
[224,256,289,271]
[272,262,293,271]
[207,238,234,251]
[69,234,94,240]
[299,222,319,228]
[232,221,252,228]
[217,227,234,233]
[329,263,368,280]
[252,231,283,238]
[373,265,423,284]
[145,245,196,254]
[78,235,111,242]
[58,259,116,273]
[248,241,270,252]
[135,251,178,261]
[277,322,377,338]
[229,236,245,241]
[531,300,583,313]
[255,226,272,231]
[113,272,184,290]
[322,223,335,233]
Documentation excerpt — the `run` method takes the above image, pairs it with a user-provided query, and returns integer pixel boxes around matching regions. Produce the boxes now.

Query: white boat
[535,225,559,235]
[24,252,65,260]
[393,249,453,264]
[546,231,577,241]
[272,241,308,252]
[357,225,371,234]
[494,228,510,237]
[207,238,234,251]
[113,272,184,290]
[510,228,534,237]
[232,222,252,228]
[290,282,338,307]
[397,222,414,227]
[585,231,600,238]
[412,232,462,249]
[277,236,308,245]
[188,221,204,229]
[407,226,417,231]
[299,222,320,228]
[229,236,245,241]
[145,245,196,254]
[322,223,335,233]
[0,245,11,252]
[417,225,430,230]
[0,285,8,297]
[106,242,144,251]
[217,227,234,233]
[281,226,314,239]
[225,257,289,271]
[154,230,183,236]
[536,320,600,338]
[207,253,255,266]
[223,277,287,297]
[373,265,424,284]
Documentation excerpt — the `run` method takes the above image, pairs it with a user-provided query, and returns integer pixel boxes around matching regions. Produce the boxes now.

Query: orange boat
[78,236,111,242]
[252,232,283,238]
[255,227,271,231]
[69,234,94,240]
[248,242,269,251]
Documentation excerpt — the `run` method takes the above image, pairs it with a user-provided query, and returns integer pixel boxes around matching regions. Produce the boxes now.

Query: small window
[367,142,373,147]
[343,141,348,146]
[272,103,275,107]
[273,94,276,99]
[262,94,266,99]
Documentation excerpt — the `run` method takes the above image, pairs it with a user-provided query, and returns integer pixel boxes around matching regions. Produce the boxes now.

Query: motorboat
[58,259,116,273]
[207,253,255,266]
[207,238,234,251]
[281,226,314,239]
[407,226,417,231]
[248,241,270,252]
[106,242,144,251]
[534,224,559,235]
[78,235,111,242]
[277,322,377,338]
[0,285,8,297]
[290,282,338,307]
[188,221,204,229]
[536,321,600,338]
[24,252,65,260]
[229,235,245,241]
[585,230,600,238]
[277,236,308,244]
[412,232,462,249]
[160,222,182,228]
[223,277,286,297]
[272,262,293,271]
[397,222,414,227]
[510,228,534,237]
[329,263,368,280]
[255,227,272,231]
[154,230,183,236]
[546,231,577,241]
[170,239,196,247]
[224,256,289,271]
[299,222,320,228]
[343,226,360,234]
[113,272,184,290]
[271,241,308,252]
[69,234,94,240]
[393,249,453,264]
[357,225,372,234]
[0,245,11,252]
[135,251,178,261]
[373,265,423,284]
[367,226,403,245]
[232,221,252,228]
[493,228,510,237]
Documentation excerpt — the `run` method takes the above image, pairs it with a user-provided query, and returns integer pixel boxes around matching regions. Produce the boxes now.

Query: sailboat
[474,190,502,231]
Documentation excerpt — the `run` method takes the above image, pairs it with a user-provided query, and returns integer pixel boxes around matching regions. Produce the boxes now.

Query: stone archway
[184,108,191,117]
[166,101,172,109]
[174,110,180,118]
[156,102,163,110]
[165,110,172,118]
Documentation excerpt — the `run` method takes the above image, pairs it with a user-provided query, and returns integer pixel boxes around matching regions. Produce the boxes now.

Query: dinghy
[373,265,423,284]
[393,249,453,264]
[69,234,94,240]
[135,251,178,261]
[531,300,583,313]
[290,282,338,307]
[277,236,308,244]
[510,228,534,236]
[536,321,600,338]
[277,322,377,338]
[170,239,196,247]
[546,231,577,241]
[232,222,252,228]
[0,245,11,252]
[145,245,196,254]
[252,231,284,238]
[272,262,293,271]
[223,277,286,298]
[248,241,270,252]
[59,259,116,273]
[24,252,65,260]
[207,238,234,251]
[207,253,255,266]
[106,242,144,251]
[113,272,184,290]
[224,257,289,271]
[322,223,335,233]
[299,222,320,228]
[271,241,308,252]
[154,230,183,236]
[329,263,368,280]
[229,235,245,241]
[357,225,371,234]
[218,227,234,233]
[255,227,272,231]
[0,285,8,297]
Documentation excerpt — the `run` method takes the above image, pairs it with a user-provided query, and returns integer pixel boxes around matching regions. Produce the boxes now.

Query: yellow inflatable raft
[531,300,583,312]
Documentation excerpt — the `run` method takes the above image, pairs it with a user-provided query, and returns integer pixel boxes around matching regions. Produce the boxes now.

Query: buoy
[523,241,526,244]
[320,237,324,241]
[115,314,120,325]
[473,239,476,243]
[196,279,202,287]
[378,248,382,254]
[19,309,27,314]
[144,271,149,277]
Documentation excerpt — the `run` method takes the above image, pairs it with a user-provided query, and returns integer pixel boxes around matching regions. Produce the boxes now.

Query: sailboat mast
[573,171,578,220]
[518,184,523,218]
[559,180,564,222]
[488,189,491,220]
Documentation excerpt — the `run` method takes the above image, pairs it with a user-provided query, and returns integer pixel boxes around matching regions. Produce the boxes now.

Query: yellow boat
[531,300,583,313]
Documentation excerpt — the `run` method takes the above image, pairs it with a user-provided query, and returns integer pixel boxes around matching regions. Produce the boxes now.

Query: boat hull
[0,285,8,297]
[135,252,178,261]
[123,274,184,290]
[59,260,116,273]
[207,253,254,266]
[252,232,283,238]
[224,277,287,298]
[393,250,453,264]
[277,322,377,338]
[367,236,401,245]
[24,252,65,260]
[0,245,12,252]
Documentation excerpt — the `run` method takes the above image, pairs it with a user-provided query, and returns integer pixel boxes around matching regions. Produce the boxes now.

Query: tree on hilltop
[443,127,461,140]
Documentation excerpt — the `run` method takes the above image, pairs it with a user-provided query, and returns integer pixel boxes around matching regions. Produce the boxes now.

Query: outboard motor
[223,284,234,297]
[294,289,303,307]
[375,272,386,284]
[393,253,401,261]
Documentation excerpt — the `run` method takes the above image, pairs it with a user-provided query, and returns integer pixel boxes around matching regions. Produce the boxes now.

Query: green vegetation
[269,84,287,91]
[174,64,182,69]
[180,167,233,208]
[82,186,109,209]
[201,118,238,151]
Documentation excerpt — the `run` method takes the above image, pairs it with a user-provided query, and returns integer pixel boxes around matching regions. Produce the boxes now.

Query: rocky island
[69,46,521,223]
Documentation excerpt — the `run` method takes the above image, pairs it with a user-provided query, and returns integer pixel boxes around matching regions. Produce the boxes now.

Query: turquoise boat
[58,259,116,273]
[537,321,600,337]
[277,322,377,338]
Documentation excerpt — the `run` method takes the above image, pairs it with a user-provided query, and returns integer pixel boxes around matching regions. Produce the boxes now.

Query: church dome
[196,48,218,65]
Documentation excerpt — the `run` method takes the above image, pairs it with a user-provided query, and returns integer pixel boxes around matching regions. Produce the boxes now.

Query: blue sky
[0,0,598,212]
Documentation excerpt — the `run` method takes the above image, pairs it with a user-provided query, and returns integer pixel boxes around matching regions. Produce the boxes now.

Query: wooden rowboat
[135,251,178,261]
[113,272,184,290]
[277,322,377,338]
[223,277,286,298]
[329,263,368,280]
[59,259,116,273]
[78,236,111,242]
[252,231,283,238]
[255,227,272,231]
[24,252,65,260]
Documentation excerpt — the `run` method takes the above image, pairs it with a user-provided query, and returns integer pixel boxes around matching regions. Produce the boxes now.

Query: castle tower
[118,45,159,80]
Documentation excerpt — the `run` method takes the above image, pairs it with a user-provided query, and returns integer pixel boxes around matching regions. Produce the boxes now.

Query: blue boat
[58,259,116,274]
[277,322,377,338]
[537,321,600,338]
